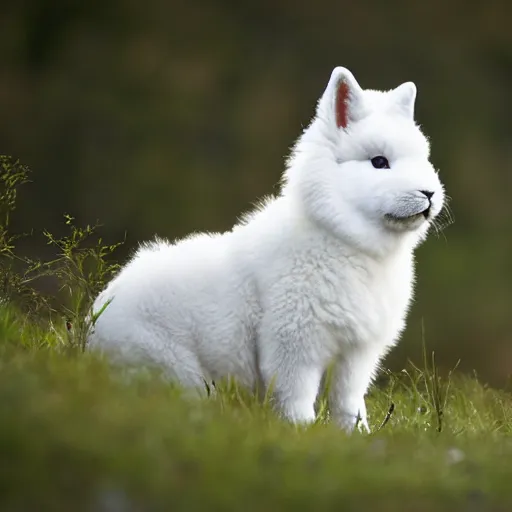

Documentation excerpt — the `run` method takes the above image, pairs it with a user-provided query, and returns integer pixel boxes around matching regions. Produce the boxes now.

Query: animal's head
[285,67,446,256]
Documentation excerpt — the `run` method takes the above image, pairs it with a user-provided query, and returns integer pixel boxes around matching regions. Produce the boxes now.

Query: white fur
[88,67,445,432]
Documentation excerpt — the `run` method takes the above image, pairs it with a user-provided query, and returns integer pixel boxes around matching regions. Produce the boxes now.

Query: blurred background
[0,0,510,386]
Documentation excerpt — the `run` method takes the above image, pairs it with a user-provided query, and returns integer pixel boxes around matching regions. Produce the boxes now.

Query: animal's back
[89,231,261,387]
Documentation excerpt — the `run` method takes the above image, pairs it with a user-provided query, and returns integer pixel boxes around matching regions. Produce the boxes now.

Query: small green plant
[40,215,124,351]
[398,342,460,433]
[0,156,49,315]
[0,155,124,351]
[0,155,30,256]
[415,345,460,433]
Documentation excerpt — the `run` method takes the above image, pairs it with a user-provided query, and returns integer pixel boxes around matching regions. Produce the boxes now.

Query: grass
[0,155,511,511]
[1,339,512,512]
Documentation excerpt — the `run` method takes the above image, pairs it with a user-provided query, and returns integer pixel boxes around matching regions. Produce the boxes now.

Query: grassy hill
[1,331,511,511]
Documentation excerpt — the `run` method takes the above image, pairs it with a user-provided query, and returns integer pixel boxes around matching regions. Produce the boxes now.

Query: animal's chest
[309,256,413,347]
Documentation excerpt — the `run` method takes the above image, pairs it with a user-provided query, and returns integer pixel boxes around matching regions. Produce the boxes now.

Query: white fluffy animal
[89,67,445,432]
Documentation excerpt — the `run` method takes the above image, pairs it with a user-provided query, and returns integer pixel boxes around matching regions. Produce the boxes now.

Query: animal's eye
[370,156,390,169]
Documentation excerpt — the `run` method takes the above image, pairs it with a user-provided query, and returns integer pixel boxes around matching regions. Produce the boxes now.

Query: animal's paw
[335,411,366,433]
[281,400,317,426]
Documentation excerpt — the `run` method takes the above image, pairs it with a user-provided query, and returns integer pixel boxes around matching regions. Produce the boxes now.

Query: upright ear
[390,82,417,119]
[318,67,365,130]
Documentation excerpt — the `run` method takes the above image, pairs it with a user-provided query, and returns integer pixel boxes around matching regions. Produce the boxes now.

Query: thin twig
[376,402,395,432]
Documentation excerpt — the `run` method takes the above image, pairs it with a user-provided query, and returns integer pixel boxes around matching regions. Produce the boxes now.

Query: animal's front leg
[261,351,323,424]
[258,313,324,425]
[329,348,382,433]
[278,365,324,424]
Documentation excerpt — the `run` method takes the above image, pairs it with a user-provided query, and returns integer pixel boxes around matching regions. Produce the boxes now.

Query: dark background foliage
[1,0,511,385]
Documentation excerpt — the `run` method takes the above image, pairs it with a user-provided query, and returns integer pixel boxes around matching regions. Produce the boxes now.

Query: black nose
[420,190,434,200]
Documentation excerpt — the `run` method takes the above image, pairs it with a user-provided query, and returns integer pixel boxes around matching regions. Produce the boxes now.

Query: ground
[1,313,511,511]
